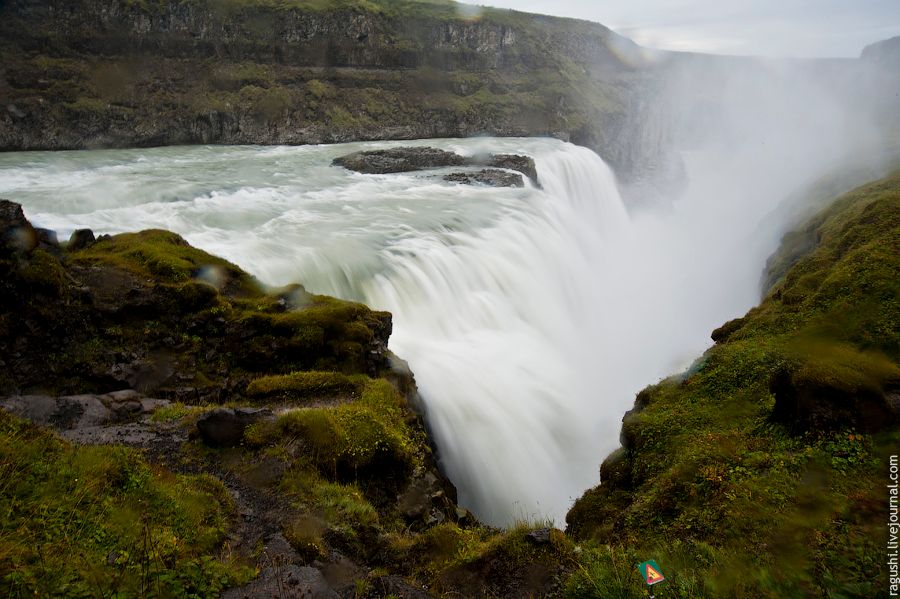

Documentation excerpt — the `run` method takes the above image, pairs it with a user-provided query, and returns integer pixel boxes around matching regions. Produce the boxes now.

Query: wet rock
[196,407,273,447]
[485,154,539,186]
[0,391,170,431]
[0,394,110,429]
[333,147,467,174]
[221,565,338,599]
[68,228,96,251]
[397,470,440,520]
[443,169,524,187]
[334,148,541,187]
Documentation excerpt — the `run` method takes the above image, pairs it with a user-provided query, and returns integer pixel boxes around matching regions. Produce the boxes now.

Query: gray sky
[465,0,900,58]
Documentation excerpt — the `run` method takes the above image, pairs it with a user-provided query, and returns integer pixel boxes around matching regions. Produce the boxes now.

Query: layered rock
[0,0,669,185]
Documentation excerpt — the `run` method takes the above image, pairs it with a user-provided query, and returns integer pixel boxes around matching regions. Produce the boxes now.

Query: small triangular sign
[638,560,666,586]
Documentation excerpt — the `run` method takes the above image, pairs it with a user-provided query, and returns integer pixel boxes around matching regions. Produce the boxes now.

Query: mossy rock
[246,370,366,401]
[72,229,263,296]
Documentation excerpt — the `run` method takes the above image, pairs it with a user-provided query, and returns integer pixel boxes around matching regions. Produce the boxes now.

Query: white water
[0,137,817,525]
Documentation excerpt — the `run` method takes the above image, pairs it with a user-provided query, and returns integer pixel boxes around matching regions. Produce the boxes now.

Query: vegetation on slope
[565,172,900,597]
[0,410,252,596]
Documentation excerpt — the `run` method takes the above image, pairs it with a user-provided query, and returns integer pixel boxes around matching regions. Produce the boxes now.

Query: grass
[249,378,421,476]
[246,370,366,401]
[0,411,253,596]
[563,171,900,597]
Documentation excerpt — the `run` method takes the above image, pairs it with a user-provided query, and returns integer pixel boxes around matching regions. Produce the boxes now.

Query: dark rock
[333,147,467,174]
[196,407,273,447]
[770,369,900,434]
[221,565,338,599]
[525,527,552,545]
[106,356,174,391]
[68,228,96,251]
[0,199,37,254]
[485,154,539,186]
[369,575,435,599]
[443,169,524,188]
[6,104,26,119]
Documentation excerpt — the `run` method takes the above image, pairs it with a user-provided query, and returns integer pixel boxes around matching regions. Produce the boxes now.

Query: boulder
[196,407,273,447]
[444,169,524,188]
[68,228,96,251]
[332,147,466,174]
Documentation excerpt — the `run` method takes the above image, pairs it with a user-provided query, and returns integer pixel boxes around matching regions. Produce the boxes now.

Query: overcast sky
[465,0,900,58]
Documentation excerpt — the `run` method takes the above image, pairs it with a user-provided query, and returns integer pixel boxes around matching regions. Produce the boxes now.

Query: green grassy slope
[565,172,900,598]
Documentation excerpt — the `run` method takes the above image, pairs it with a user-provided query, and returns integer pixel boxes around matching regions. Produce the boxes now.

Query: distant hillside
[0,0,671,182]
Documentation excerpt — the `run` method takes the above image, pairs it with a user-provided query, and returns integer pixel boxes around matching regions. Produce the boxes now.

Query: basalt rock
[443,169,524,188]
[196,407,273,447]
[68,228,96,251]
[333,147,466,174]
[334,147,539,186]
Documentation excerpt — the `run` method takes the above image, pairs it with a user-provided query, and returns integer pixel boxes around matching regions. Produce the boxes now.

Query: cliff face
[0,0,667,181]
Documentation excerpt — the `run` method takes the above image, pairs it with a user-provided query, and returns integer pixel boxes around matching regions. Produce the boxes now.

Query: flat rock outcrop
[334,146,539,186]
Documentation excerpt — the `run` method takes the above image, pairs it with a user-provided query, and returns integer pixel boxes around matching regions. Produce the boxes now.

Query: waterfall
[361,144,631,524]
[0,136,807,526]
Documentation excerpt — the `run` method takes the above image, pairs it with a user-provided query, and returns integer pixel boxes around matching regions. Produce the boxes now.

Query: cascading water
[0,137,824,525]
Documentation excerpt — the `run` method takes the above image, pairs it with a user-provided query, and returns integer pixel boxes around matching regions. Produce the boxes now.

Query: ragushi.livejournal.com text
[890,455,899,595]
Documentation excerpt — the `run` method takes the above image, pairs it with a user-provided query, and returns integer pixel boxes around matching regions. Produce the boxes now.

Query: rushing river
[0,137,796,525]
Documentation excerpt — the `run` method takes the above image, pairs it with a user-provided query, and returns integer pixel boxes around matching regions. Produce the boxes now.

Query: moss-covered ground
[0,410,253,596]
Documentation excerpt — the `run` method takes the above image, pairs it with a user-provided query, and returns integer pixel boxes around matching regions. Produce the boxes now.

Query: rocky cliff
[0,0,670,182]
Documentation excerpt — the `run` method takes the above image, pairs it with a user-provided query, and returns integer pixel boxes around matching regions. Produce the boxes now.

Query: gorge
[1,0,899,597]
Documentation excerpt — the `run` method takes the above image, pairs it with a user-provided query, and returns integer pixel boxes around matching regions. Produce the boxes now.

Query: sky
[464,0,900,58]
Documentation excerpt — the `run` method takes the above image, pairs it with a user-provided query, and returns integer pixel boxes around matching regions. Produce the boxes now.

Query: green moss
[247,378,420,478]
[246,370,365,400]
[0,411,253,596]
[72,229,263,295]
